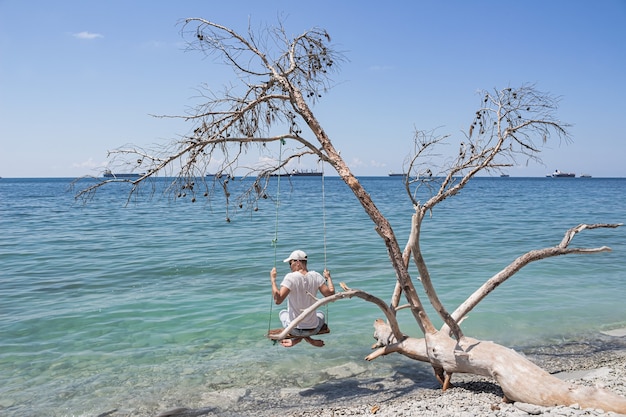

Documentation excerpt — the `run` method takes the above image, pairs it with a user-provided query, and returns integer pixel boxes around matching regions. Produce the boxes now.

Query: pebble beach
[278,340,626,417]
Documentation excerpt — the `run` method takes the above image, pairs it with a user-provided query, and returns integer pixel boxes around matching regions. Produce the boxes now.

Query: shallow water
[1,176,625,416]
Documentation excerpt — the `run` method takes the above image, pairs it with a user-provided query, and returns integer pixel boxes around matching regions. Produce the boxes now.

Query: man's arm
[270,267,290,304]
[319,269,335,297]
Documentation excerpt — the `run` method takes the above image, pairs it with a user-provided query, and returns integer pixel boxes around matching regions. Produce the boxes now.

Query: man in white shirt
[270,250,335,347]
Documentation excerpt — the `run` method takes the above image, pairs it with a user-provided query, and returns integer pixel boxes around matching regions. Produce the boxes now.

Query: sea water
[1,176,625,416]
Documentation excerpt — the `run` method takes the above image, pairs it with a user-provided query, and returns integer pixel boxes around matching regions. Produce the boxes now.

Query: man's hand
[323,269,335,295]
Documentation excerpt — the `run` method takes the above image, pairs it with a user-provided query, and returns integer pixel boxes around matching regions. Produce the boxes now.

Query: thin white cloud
[369,65,394,72]
[369,160,387,168]
[349,157,366,168]
[72,158,102,170]
[72,31,103,40]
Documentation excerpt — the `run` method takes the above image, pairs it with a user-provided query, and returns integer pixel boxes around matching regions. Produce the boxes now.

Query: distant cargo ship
[290,169,322,177]
[103,169,143,179]
[548,169,575,178]
[270,169,322,177]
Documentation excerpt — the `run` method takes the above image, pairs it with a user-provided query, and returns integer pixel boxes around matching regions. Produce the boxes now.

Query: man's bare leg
[280,338,302,347]
[304,337,324,347]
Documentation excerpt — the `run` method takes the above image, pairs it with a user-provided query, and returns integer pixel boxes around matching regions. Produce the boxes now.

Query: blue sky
[1,0,625,178]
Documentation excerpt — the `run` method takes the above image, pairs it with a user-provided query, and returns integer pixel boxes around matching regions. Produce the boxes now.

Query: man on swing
[270,250,335,347]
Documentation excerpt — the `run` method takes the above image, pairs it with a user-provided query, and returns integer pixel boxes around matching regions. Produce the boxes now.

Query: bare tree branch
[441,223,622,335]
[267,284,403,341]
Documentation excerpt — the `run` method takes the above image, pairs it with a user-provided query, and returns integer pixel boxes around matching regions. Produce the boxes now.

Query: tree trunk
[368,322,626,413]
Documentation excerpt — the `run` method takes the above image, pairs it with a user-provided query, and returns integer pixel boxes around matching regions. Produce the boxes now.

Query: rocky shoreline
[278,347,626,417]
[272,331,626,417]
[124,332,626,417]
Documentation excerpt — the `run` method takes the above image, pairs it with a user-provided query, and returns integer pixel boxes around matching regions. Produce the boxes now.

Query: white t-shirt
[280,270,325,329]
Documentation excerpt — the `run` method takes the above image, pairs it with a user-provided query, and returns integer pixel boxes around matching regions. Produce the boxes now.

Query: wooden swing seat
[268,323,330,340]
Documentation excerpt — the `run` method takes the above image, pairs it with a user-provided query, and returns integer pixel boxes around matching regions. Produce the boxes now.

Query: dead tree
[77,19,626,413]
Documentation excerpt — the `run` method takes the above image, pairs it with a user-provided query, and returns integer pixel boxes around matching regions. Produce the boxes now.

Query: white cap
[283,250,308,263]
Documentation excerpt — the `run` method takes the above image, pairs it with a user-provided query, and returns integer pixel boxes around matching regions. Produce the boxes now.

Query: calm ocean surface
[1,176,625,416]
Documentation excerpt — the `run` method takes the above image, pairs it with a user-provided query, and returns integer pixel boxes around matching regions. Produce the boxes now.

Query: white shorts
[279,310,325,329]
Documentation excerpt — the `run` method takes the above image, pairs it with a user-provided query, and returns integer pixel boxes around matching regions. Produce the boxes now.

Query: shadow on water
[178,360,442,416]
[297,363,439,403]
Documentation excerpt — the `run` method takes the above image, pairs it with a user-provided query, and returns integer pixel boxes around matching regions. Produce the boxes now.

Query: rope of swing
[267,139,285,335]
[320,159,329,324]
[321,159,327,269]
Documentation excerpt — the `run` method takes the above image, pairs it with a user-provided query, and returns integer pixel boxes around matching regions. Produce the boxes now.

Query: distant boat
[268,169,322,177]
[500,174,510,177]
[549,169,575,178]
[388,172,405,177]
[103,169,142,179]
[580,174,592,178]
[289,169,322,177]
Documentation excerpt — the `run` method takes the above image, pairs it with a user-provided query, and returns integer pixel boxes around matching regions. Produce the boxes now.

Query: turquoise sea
[1,176,625,416]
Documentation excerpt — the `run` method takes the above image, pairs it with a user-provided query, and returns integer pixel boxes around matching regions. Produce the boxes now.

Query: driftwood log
[368,321,626,413]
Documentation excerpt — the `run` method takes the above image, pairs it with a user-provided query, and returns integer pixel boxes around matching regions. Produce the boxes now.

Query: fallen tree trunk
[367,322,626,414]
